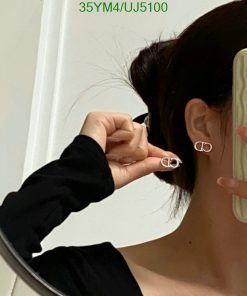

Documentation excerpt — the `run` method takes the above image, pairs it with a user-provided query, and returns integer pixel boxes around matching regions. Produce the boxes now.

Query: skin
[164,98,247,294]
[118,98,247,295]
[81,104,247,295]
[80,112,180,189]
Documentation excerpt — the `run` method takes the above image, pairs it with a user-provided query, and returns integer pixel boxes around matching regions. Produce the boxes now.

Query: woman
[1,1,247,295]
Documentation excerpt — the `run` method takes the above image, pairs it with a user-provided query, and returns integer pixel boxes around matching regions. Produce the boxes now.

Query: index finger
[148,143,182,162]
[104,112,135,135]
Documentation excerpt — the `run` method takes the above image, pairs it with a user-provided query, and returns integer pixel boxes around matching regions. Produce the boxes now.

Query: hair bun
[129,39,176,110]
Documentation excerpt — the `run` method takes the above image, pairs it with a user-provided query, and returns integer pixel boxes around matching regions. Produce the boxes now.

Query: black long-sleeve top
[0,135,143,296]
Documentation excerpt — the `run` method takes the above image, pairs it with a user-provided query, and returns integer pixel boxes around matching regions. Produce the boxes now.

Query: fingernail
[227,179,238,188]
[236,126,245,132]
[175,156,183,163]
[164,152,182,163]
[236,126,247,137]
[217,177,238,188]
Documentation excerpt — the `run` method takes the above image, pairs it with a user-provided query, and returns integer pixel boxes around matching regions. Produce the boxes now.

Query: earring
[144,113,151,131]
[194,141,213,153]
[160,157,182,169]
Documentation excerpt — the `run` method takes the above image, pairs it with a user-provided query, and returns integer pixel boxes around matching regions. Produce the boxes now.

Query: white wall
[0,0,43,200]
[0,1,43,294]
[0,0,232,258]
[32,0,232,253]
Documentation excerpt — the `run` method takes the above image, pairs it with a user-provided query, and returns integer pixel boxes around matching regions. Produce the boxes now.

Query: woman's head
[129,0,247,216]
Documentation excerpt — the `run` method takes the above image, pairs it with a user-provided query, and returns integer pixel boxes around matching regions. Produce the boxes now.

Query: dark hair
[129,0,247,217]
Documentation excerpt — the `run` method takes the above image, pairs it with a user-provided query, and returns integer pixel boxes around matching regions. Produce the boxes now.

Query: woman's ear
[184,98,218,148]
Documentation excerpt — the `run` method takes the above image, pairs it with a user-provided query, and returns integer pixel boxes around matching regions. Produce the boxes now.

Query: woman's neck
[166,180,247,294]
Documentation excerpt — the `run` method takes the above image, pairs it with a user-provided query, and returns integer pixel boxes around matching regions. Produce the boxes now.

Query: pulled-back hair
[129,0,247,216]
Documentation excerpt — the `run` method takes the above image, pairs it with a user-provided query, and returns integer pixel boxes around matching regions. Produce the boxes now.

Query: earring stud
[194,141,213,153]
[160,157,182,169]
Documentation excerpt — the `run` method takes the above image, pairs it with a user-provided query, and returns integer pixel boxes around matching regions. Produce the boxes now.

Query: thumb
[118,156,177,188]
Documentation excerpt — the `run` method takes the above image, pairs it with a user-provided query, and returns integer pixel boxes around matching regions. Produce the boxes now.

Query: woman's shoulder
[30,242,143,296]
[30,241,121,272]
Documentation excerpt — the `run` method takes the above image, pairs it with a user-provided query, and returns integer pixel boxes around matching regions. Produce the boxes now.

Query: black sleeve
[0,134,115,263]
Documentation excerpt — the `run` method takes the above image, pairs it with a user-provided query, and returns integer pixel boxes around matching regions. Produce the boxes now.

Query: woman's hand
[79,112,182,190]
[217,126,247,196]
